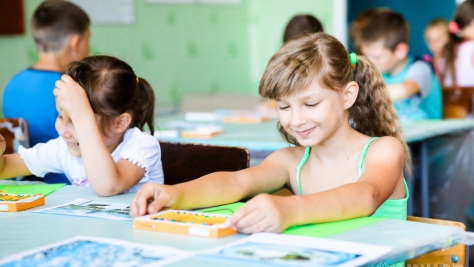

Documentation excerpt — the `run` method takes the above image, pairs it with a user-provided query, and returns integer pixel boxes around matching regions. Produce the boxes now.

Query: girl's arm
[227,136,405,233]
[130,149,291,217]
[54,75,144,196]
[290,137,403,226]
[0,135,32,179]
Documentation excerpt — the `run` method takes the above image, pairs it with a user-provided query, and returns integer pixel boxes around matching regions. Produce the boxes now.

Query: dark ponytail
[133,77,155,135]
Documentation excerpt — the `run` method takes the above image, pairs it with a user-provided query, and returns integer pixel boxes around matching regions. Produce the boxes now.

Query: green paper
[0,183,65,196]
[200,202,386,237]
[283,217,386,237]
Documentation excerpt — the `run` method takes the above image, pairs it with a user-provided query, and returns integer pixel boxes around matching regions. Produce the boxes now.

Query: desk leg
[421,140,429,218]
[406,173,413,216]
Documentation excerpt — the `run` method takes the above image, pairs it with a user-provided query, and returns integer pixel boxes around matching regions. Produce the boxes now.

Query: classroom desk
[1,186,473,266]
[156,116,474,217]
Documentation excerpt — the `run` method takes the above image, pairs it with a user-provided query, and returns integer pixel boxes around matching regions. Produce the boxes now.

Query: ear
[112,113,132,133]
[65,34,81,56]
[394,42,409,60]
[342,81,359,110]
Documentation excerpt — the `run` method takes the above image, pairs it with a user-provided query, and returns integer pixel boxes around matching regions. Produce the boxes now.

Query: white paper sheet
[198,233,391,267]
[0,236,193,267]
[31,198,131,220]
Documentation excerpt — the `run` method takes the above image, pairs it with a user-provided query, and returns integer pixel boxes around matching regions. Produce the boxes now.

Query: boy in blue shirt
[3,0,90,183]
[354,9,442,120]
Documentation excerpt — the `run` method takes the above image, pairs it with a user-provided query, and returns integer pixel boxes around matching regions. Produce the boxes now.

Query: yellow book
[0,193,45,212]
[133,210,237,238]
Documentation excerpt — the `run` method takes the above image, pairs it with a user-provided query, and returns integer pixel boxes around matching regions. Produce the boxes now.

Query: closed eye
[305,103,319,107]
[277,105,290,110]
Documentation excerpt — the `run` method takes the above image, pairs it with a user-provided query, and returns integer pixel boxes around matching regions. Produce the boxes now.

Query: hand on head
[129,183,178,217]
[53,74,91,117]
[226,194,291,234]
[0,134,5,155]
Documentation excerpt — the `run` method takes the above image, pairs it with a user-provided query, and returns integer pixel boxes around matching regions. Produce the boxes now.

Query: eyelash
[278,103,318,110]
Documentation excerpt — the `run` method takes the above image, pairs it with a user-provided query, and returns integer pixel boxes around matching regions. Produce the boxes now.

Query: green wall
[0,0,332,113]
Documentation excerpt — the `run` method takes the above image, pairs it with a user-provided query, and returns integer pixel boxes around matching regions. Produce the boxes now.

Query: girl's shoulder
[366,136,404,158]
[266,146,308,165]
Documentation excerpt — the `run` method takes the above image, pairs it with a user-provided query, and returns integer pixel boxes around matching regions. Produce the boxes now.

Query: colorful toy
[0,193,45,212]
[133,210,237,238]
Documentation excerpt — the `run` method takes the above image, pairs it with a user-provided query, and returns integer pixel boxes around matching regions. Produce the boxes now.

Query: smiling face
[55,105,120,158]
[276,80,347,147]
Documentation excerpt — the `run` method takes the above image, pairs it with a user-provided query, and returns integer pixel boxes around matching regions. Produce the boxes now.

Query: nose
[290,108,307,127]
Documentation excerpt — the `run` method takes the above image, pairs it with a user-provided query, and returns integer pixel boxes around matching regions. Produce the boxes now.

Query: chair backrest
[160,141,250,185]
[406,216,466,267]
[442,87,474,118]
[0,118,29,154]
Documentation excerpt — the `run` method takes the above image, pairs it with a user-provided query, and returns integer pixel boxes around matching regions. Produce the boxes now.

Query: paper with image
[199,233,391,267]
[0,236,194,267]
[31,198,131,220]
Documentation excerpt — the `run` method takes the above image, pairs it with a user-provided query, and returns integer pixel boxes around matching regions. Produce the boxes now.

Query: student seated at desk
[0,56,164,196]
[131,33,410,234]
[354,9,442,120]
[3,0,91,184]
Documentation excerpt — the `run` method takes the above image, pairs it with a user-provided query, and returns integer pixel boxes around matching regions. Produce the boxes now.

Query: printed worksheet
[0,236,193,267]
[31,198,131,220]
[198,233,391,267]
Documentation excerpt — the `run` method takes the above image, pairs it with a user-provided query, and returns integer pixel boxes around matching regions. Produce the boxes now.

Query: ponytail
[441,0,474,87]
[350,56,412,176]
[132,77,155,135]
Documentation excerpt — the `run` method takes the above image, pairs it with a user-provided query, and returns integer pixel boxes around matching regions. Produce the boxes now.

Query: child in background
[424,18,449,80]
[3,0,91,184]
[282,14,324,43]
[349,7,390,54]
[256,14,324,118]
[0,55,164,196]
[131,33,410,234]
[440,0,474,87]
[356,9,442,120]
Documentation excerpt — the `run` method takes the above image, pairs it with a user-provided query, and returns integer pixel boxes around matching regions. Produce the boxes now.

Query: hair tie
[136,76,139,83]
[449,21,461,37]
[348,52,357,68]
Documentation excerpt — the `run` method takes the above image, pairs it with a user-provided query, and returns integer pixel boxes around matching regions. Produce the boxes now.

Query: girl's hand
[129,183,179,217]
[53,75,91,117]
[0,134,5,155]
[227,194,292,234]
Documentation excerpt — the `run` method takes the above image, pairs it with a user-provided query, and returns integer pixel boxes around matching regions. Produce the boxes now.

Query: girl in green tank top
[130,33,412,235]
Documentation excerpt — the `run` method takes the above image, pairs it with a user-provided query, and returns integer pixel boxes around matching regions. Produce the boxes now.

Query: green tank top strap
[357,137,379,178]
[295,146,311,196]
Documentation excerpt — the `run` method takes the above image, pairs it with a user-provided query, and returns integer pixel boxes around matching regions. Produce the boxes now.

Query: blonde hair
[259,32,412,175]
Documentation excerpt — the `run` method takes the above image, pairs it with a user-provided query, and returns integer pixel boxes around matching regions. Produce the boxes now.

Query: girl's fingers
[54,79,66,90]
[229,203,266,232]
[130,184,159,217]
[60,74,75,83]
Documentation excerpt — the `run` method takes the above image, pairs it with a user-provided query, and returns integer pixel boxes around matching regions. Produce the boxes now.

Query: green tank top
[295,137,409,220]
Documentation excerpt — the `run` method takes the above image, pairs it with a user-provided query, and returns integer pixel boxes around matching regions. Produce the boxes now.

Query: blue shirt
[383,57,442,120]
[3,68,69,184]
